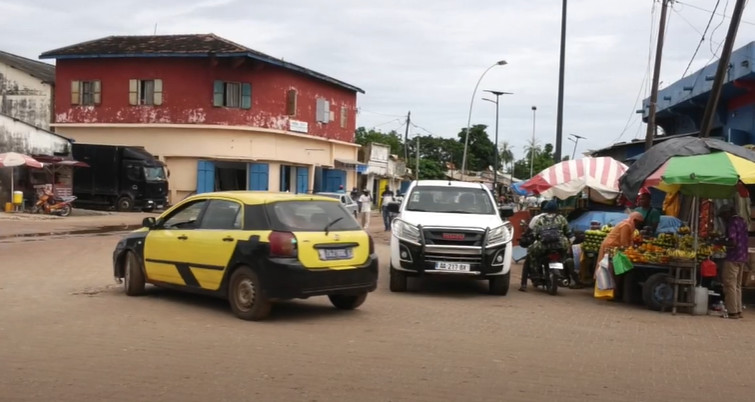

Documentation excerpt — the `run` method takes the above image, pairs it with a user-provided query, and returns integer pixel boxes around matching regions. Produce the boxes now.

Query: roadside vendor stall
[614,137,755,313]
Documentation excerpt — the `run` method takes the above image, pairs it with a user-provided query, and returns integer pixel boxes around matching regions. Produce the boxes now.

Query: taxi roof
[184,191,338,205]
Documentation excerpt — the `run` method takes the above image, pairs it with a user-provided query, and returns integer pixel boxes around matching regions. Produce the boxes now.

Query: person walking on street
[380,186,395,231]
[358,190,372,229]
[719,204,747,319]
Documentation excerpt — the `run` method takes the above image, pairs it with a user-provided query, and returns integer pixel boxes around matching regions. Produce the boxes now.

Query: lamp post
[530,106,537,178]
[482,90,513,199]
[568,134,585,160]
[461,60,507,177]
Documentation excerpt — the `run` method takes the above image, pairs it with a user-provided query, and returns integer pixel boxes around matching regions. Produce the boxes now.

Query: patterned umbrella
[0,152,43,204]
[520,157,628,200]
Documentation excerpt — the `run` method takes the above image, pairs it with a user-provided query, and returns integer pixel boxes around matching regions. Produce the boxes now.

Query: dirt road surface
[1,212,754,401]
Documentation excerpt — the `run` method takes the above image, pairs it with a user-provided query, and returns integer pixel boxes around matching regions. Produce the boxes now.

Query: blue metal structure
[593,41,755,162]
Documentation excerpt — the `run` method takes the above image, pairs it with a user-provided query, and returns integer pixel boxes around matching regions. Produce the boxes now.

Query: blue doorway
[296,167,309,194]
[248,163,269,191]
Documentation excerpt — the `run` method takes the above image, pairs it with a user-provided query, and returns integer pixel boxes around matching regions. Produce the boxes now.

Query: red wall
[53,57,358,142]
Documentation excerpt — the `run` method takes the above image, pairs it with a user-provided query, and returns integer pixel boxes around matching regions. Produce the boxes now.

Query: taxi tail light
[269,231,297,257]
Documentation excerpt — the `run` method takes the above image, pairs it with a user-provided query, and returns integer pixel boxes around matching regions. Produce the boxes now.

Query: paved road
[1,222,754,401]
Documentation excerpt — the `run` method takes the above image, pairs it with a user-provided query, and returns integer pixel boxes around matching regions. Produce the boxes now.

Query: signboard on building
[290,120,308,133]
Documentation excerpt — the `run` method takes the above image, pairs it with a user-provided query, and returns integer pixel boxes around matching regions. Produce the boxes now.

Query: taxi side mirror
[142,217,157,229]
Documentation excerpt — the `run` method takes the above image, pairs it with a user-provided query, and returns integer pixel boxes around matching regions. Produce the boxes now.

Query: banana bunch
[668,249,696,260]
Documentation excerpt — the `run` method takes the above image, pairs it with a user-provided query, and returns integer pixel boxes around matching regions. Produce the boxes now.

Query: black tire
[117,196,134,212]
[328,293,368,310]
[642,273,672,311]
[389,265,407,292]
[123,251,145,296]
[489,272,510,295]
[59,204,72,217]
[31,204,42,214]
[548,271,558,295]
[228,266,271,321]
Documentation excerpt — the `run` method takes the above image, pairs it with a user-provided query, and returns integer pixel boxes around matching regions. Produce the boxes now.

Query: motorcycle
[31,191,76,217]
[520,223,572,295]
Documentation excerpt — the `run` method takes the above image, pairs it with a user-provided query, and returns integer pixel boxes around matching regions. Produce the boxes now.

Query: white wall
[0,62,53,130]
[0,113,70,155]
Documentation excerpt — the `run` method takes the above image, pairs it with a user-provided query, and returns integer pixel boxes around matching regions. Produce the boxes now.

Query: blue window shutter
[296,167,309,194]
[197,160,215,193]
[248,163,269,191]
[213,81,224,107]
[241,83,251,109]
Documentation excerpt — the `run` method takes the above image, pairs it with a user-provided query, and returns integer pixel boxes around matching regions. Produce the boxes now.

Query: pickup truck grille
[424,252,483,264]
[422,229,483,246]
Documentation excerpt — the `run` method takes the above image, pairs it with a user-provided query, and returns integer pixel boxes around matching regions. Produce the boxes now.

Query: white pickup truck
[387,180,515,295]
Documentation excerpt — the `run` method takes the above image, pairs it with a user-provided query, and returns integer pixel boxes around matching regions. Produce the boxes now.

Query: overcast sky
[3,0,755,162]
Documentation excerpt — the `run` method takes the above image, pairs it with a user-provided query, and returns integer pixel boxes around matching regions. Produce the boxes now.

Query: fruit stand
[580,225,727,311]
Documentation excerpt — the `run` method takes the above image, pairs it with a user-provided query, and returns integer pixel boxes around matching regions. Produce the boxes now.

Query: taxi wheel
[123,251,145,296]
[228,266,271,321]
[328,293,367,310]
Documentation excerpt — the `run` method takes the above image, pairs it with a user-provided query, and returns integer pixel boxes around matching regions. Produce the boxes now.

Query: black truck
[72,143,169,212]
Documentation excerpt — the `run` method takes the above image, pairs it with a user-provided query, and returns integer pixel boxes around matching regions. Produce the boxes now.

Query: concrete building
[40,34,365,203]
[0,50,55,130]
[358,142,407,205]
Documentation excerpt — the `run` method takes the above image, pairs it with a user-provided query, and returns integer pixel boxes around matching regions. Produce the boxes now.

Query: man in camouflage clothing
[524,200,578,287]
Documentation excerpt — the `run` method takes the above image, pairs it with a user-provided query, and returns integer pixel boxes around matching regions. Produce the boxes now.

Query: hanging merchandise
[698,199,713,238]
[663,191,681,217]
[701,258,718,278]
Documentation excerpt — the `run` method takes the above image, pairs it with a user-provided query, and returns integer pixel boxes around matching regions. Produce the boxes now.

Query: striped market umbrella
[0,152,43,203]
[520,157,628,200]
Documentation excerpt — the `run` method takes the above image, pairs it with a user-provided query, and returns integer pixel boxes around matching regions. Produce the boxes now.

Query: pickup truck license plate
[435,262,471,272]
[548,262,564,270]
[318,248,353,261]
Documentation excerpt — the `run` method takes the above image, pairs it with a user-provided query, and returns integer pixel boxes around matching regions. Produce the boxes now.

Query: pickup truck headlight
[487,224,512,246]
[393,219,421,243]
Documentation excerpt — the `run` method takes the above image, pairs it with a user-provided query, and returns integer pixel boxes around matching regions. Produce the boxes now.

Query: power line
[610,1,658,145]
[680,0,721,78]
[709,0,729,56]
[676,0,754,25]
[356,107,406,118]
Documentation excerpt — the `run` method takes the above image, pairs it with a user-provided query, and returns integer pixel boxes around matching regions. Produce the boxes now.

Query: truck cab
[388,180,514,295]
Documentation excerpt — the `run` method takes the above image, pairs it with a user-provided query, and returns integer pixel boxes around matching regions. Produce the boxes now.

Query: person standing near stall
[634,188,661,235]
[718,204,747,319]
[594,212,644,299]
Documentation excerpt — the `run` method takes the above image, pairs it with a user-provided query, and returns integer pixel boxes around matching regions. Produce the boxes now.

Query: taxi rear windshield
[266,201,361,232]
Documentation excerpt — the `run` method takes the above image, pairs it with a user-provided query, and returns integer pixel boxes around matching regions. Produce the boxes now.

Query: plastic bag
[701,258,717,278]
[594,282,614,300]
[596,257,615,291]
[612,251,633,275]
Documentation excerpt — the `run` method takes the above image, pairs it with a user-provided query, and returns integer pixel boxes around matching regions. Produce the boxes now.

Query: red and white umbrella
[0,152,43,204]
[520,157,628,200]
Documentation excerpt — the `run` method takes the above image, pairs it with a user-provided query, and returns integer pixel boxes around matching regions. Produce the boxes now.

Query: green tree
[457,124,496,172]
[512,141,556,180]
[499,141,514,173]
[354,127,404,155]
[415,159,446,180]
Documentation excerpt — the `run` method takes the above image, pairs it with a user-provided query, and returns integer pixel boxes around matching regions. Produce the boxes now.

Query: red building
[40,34,365,202]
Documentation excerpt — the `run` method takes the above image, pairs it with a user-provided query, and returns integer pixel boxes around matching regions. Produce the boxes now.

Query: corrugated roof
[39,34,364,94]
[0,50,55,83]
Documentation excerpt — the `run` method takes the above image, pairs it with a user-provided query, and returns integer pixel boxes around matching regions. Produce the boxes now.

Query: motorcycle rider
[522,199,578,290]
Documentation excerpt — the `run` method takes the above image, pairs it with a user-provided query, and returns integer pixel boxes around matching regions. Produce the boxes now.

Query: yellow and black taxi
[112,191,378,321]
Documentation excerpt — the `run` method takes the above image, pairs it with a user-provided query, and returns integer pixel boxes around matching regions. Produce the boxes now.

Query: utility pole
[700,0,747,138]
[568,134,585,160]
[403,111,411,163]
[530,106,537,178]
[416,136,420,180]
[554,0,567,161]
[644,0,671,150]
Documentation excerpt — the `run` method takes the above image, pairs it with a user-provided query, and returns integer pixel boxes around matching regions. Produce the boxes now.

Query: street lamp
[482,90,513,199]
[568,134,585,160]
[461,60,508,177]
[530,106,537,178]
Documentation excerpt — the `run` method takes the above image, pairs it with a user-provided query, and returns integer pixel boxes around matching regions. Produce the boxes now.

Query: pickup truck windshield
[405,186,495,214]
[144,167,167,182]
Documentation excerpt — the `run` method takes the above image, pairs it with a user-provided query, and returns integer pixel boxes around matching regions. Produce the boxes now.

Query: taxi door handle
[222,237,234,242]
[177,235,188,240]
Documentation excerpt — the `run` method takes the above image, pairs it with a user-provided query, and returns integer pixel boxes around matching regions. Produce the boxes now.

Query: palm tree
[499,141,514,174]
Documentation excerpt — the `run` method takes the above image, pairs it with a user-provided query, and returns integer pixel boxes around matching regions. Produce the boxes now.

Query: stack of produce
[581,225,612,253]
